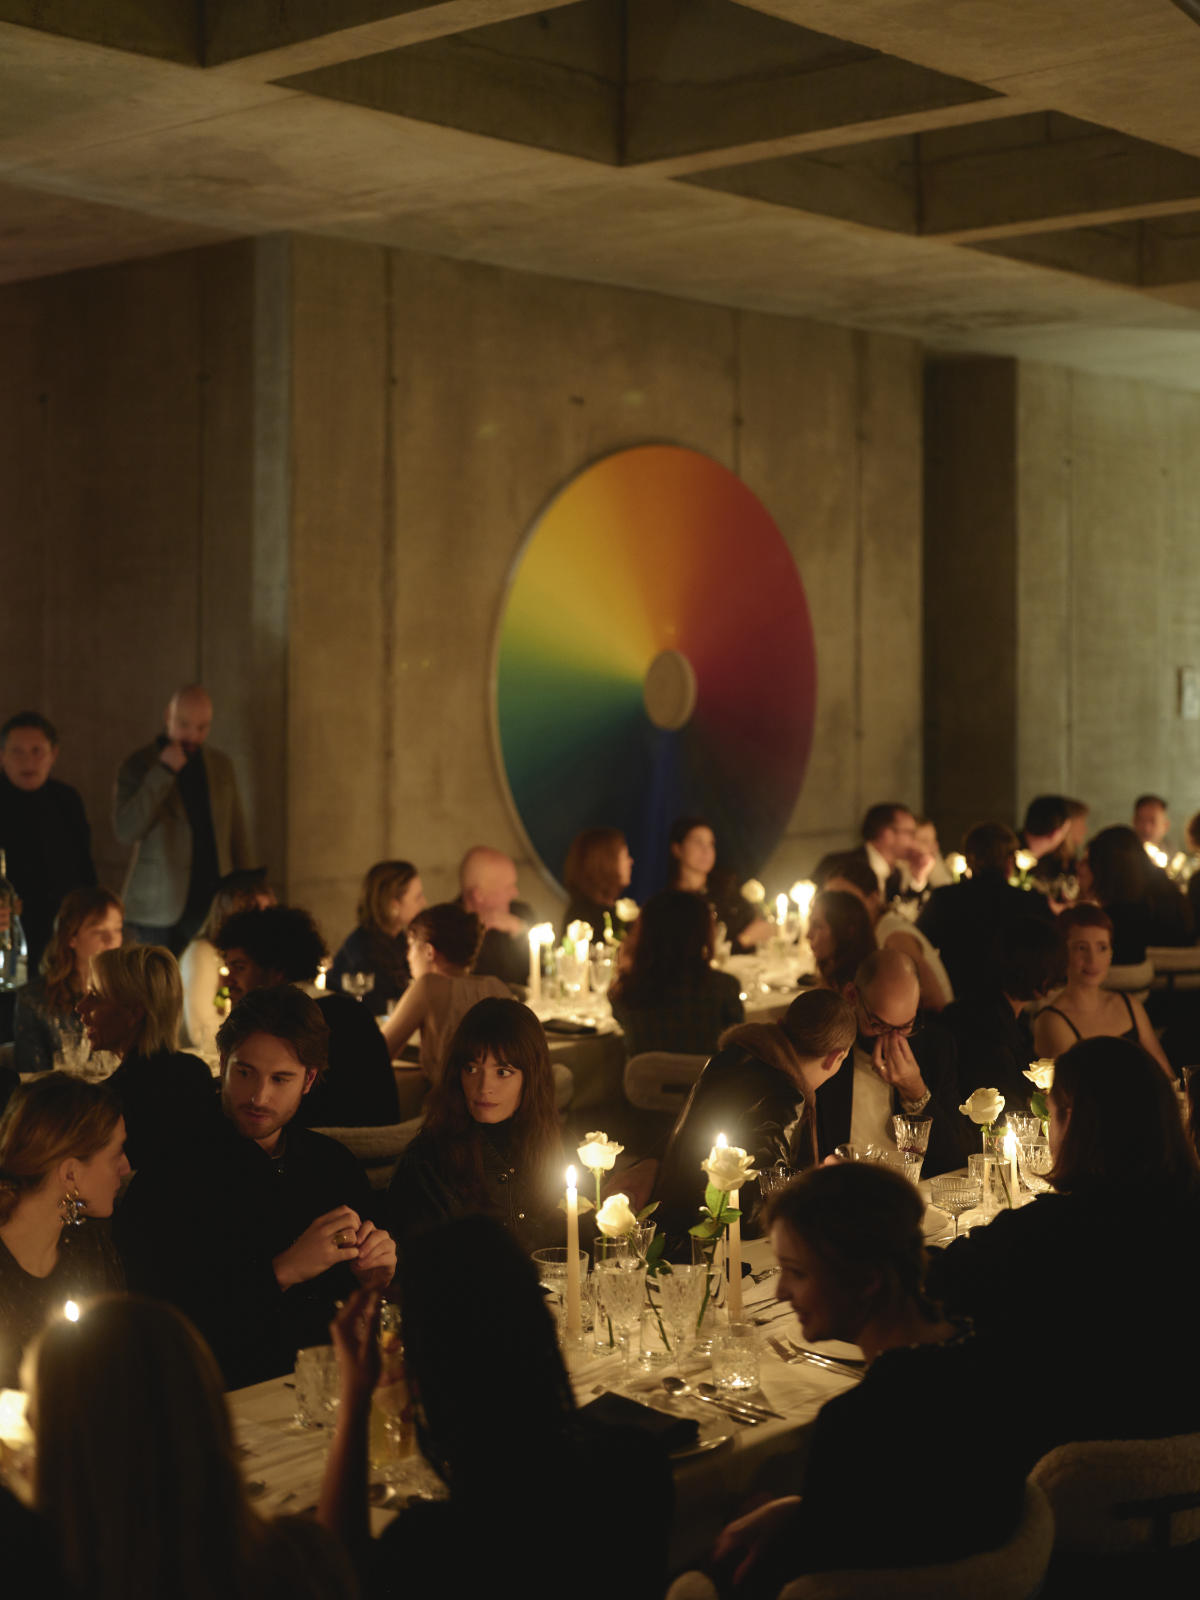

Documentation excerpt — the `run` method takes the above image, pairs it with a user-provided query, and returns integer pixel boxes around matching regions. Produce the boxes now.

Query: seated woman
[1033,904,1172,1076]
[0,1075,128,1386]
[818,852,953,1010]
[79,945,219,1170]
[329,860,426,1019]
[609,890,744,1060]
[13,888,124,1077]
[179,867,273,1062]
[929,1036,1200,1462]
[29,1295,355,1600]
[318,1218,672,1600]
[668,815,771,952]
[387,997,563,1253]
[380,904,510,1081]
[653,988,855,1246]
[559,827,635,941]
[806,888,877,999]
[709,1164,1025,1596]
[1084,823,1193,961]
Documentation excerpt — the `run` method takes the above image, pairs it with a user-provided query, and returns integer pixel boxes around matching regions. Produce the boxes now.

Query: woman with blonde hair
[79,945,217,1170]
[330,859,426,1017]
[29,1294,355,1600]
[13,887,124,1076]
[179,868,274,1062]
[0,1075,127,1386]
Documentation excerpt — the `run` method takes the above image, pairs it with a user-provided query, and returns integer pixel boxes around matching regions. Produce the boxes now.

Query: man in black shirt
[459,845,534,987]
[114,985,395,1389]
[0,710,96,973]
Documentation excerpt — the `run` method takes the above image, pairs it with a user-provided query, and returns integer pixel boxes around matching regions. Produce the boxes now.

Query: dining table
[226,1237,860,1572]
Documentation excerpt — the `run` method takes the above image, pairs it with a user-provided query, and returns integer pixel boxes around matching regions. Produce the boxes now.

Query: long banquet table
[229,1239,857,1571]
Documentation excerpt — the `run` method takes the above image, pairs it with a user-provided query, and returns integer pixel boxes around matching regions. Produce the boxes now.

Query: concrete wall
[286,237,925,938]
[0,240,287,895]
[0,234,924,947]
[925,355,1200,850]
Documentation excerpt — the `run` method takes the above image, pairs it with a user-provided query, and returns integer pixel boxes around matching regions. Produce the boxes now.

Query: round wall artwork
[493,445,817,900]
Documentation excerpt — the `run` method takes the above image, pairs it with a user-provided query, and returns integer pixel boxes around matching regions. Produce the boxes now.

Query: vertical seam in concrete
[731,306,742,478]
[196,257,207,681]
[852,331,865,819]
[1065,371,1076,790]
[381,250,397,852]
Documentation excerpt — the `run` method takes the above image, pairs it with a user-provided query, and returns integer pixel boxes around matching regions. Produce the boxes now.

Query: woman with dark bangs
[386,997,563,1251]
[559,827,634,940]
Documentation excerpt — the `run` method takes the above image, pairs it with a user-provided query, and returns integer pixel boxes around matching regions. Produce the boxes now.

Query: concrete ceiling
[5,1,1200,387]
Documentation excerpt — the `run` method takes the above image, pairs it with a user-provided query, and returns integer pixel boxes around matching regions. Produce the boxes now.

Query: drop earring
[58,1187,87,1227]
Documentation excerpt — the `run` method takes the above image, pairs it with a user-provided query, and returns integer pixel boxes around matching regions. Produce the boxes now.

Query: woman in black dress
[559,826,634,941]
[387,997,563,1253]
[329,860,426,1018]
[609,889,744,1060]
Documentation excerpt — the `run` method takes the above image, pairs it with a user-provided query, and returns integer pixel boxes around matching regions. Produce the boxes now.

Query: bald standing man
[458,845,534,987]
[114,685,252,953]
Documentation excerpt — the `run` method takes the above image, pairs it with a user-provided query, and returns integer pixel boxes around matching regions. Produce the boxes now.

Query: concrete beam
[970,212,1200,291]
[0,0,197,63]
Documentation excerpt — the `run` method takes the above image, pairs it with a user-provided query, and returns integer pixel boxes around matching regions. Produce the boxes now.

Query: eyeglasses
[855,994,921,1039]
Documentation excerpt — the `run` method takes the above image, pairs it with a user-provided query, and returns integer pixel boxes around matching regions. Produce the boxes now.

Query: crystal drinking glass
[1017,1139,1053,1194]
[655,1262,709,1357]
[341,971,376,1001]
[891,1114,932,1158]
[929,1174,983,1239]
[531,1247,588,1334]
[594,1258,647,1368]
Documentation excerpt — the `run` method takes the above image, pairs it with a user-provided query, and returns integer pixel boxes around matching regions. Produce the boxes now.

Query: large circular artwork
[493,445,817,900]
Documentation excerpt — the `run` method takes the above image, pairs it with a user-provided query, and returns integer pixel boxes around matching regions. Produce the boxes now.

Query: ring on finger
[332,1228,355,1248]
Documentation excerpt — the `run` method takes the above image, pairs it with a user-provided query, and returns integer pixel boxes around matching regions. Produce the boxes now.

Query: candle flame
[565,1165,576,1189]
[716,1132,728,1150]
[63,1300,80,1322]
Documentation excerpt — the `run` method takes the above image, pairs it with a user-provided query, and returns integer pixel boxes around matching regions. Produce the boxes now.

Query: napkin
[578,1390,700,1454]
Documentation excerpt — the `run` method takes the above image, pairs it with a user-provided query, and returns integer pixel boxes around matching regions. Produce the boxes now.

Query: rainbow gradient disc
[493,446,816,898]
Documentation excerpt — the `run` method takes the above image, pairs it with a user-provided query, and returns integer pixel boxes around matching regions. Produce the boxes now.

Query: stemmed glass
[891,1114,932,1182]
[1017,1139,1053,1194]
[531,1247,588,1336]
[341,971,376,1001]
[593,1258,647,1369]
[929,1174,983,1239]
[655,1263,709,1358]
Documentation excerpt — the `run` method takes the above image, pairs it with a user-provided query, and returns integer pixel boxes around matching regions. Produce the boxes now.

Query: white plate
[671,1411,733,1459]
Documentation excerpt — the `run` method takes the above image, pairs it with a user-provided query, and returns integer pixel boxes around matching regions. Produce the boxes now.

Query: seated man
[216,904,399,1126]
[1132,792,1170,850]
[847,802,917,903]
[114,985,396,1388]
[458,845,534,988]
[940,917,1064,1112]
[918,821,1053,1003]
[813,948,968,1177]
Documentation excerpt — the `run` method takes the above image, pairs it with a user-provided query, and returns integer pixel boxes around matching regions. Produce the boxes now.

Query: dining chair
[1031,1431,1200,1555]
[623,1050,707,1112]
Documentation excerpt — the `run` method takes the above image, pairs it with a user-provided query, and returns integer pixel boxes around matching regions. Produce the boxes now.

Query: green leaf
[1030,1091,1048,1122]
[689,1219,722,1240]
[704,1183,727,1215]
[644,1235,668,1277]
[636,1201,660,1221]
[722,1207,741,1223]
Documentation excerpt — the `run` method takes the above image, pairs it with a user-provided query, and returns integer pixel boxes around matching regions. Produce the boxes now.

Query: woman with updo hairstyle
[380,902,511,1081]
[706,1163,1025,1595]
[13,886,124,1076]
[653,987,856,1245]
[179,868,274,1061]
[930,1036,1200,1463]
[79,945,218,1171]
[0,1075,127,1386]
[330,859,427,1018]
[806,888,877,998]
[559,827,634,940]
[29,1294,355,1600]
[387,997,564,1252]
[609,888,744,1060]
[1034,903,1171,1075]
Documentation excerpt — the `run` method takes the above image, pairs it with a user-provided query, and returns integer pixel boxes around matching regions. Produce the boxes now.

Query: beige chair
[1031,1432,1200,1555]
[623,1051,707,1112]
[1102,959,1154,1003]
[313,1115,425,1188]
[777,1480,1054,1599]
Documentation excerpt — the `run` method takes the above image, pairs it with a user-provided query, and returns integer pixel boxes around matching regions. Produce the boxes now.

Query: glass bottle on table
[0,850,28,992]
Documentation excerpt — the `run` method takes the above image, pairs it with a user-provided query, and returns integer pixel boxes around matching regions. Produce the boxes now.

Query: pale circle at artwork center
[643,648,698,731]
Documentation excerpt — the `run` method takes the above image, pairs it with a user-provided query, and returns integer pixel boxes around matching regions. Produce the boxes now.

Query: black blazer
[813,1020,969,1177]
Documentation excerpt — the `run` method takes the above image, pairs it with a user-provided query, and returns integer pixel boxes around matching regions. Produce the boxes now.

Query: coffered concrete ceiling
[5,0,1200,386]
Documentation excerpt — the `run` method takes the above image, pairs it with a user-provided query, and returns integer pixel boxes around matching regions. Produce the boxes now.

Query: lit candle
[775,892,788,929]
[63,1300,79,1321]
[564,1166,581,1339]
[716,1133,744,1321]
[528,927,543,1006]
[1003,1127,1019,1207]
[575,938,590,994]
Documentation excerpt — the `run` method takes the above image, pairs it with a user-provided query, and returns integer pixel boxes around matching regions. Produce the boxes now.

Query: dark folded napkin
[542,1017,599,1035]
[577,1390,700,1454]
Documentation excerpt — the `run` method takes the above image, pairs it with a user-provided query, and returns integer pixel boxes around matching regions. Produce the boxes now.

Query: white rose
[1014,850,1036,873]
[577,1131,623,1173]
[565,920,594,947]
[959,1087,1005,1125]
[614,897,639,923]
[1023,1060,1055,1091]
[741,878,766,904]
[594,1193,638,1238]
[701,1143,759,1192]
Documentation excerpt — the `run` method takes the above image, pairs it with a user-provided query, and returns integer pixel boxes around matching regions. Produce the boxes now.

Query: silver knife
[768,1336,864,1379]
[688,1388,762,1425]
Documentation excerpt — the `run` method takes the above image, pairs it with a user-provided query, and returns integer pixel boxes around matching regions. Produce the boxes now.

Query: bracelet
[900,1089,931,1114]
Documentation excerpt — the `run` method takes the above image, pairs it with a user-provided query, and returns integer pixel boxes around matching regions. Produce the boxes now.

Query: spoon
[660,1375,761,1424]
[695,1381,783,1420]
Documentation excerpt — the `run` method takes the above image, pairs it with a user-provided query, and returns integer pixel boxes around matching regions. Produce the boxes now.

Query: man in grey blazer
[114,684,252,953]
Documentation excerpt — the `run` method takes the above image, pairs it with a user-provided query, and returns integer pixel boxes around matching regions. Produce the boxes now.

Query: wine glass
[891,1114,932,1176]
[929,1174,983,1239]
[1017,1139,1053,1194]
[655,1262,709,1357]
[531,1247,588,1333]
[341,971,376,1001]
[593,1258,647,1369]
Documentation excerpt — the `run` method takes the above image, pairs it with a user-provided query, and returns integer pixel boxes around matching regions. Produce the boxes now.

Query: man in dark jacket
[114,986,395,1388]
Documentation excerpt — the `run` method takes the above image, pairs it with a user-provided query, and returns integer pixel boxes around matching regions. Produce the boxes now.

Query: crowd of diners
[3,696,1200,1594]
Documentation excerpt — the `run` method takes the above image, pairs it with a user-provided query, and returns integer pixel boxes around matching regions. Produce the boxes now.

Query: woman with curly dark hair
[386,997,563,1251]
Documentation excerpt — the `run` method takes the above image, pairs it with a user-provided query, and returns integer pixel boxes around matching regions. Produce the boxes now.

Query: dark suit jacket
[113,740,251,925]
[814,1020,969,1177]
[0,773,96,969]
[917,875,1053,1003]
[940,993,1037,1113]
[303,992,400,1128]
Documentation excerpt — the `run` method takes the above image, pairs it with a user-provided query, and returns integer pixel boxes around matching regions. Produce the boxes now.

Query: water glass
[929,1174,983,1238]
[656,1262,709,1355]
[531,1247,588,1332]
[1018,1138,1053,1193]
[341,971,375,1000]
[1007,1112,1041,1142]
[891,1114,932,1157]
[594,1258,647,1366]
[758,1162,793,1201]
[712,1322,761,1391]
[638,1302,674,1368]
[293,1345,339,1428]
